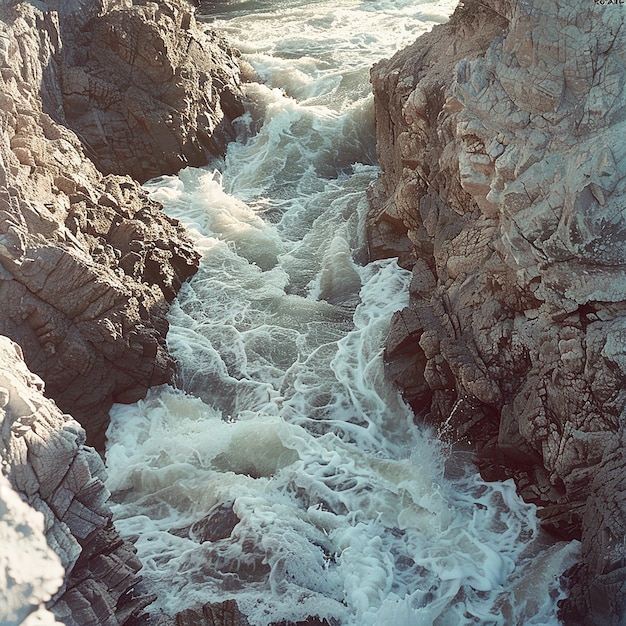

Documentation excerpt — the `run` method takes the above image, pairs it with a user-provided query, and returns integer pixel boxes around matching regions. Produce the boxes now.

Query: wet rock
[161,600,338,626]
[189,502,241,543]
[369,0,626,622]
[174,600,251,626]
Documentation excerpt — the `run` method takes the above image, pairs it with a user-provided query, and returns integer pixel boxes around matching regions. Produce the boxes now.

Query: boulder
[369,0,626,622]
[53,0,243,182]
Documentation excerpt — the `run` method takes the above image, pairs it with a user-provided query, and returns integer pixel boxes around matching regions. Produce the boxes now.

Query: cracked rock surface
[0,1,243,622]
[0,336,153,625]
[53,0,243,183]
[0,0,243,448]
[369,0,626,623]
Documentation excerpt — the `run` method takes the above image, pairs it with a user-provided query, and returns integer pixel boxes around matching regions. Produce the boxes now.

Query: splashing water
[105,1,579,624]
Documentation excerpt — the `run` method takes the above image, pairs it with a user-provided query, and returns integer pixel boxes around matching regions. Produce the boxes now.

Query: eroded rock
[0,336,153,625]
[0,470,64,626]
[0,0,245,447]
[54,0,244,182]
[369,1,626,623]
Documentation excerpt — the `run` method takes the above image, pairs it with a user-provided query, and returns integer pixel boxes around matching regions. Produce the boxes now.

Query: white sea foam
[106,0,579,623]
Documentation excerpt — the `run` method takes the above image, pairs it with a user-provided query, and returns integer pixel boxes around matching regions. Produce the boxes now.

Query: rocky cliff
[0,336,154,625]
[0,0,243,623]
[52,0,243,183]
[0,0,243,449]
[369,0,626,623]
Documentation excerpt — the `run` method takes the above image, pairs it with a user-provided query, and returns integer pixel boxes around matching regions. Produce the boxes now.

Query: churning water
[105,1,579,624]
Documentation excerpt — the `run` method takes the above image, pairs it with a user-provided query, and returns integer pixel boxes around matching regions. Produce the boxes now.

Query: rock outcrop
[0,0,243,622]
[0,0,243,448]
[0,471,64,626]
[369,1,626,623]
[52,0,243,183]
[0,336,153,625]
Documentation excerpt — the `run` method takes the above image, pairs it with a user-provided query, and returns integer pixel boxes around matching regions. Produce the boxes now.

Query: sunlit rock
[369,0,626,622]
[0,0,243,446]
[0,335,153,624]
[0,472,64,626]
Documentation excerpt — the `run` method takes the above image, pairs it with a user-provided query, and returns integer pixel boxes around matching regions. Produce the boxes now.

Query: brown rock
[0,336,154,625]
[54,1,244,183]
[0,0,243,446]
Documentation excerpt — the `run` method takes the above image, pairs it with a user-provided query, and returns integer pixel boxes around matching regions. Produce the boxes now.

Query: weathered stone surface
[0,471,64,626]
[53,0,243,183]
[0,0,243,447]
[0,336,154,625]
[0,0,243,624]
[369,1,626,623]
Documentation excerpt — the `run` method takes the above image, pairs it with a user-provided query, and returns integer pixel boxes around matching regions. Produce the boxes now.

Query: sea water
[104,1,580,624]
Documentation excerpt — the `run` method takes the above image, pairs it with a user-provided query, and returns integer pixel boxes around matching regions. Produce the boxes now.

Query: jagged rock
[172,600,251,626]
[53,0,244,183]
[369,0,626,623]
[0,471,64,626]
[189,502,240,543]
[154,599,337,626]
[0,0,244,447]
[0,0,244,623]
[0,336,154,625]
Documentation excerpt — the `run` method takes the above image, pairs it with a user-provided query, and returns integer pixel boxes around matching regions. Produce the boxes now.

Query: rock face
[0,336,153,625]
[0,471,64,626]
[53,0,243,182]
[0,0,242,448]
[0,0,243,621]
[369,1,626,623]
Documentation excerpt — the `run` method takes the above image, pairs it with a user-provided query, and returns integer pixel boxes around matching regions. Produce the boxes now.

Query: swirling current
[104,1,579,624]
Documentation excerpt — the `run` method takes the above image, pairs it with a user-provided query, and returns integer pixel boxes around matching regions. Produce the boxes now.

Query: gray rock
[0,0,244,447]
[369,0,626,622]
[0,336,154,625]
